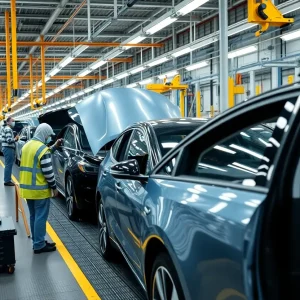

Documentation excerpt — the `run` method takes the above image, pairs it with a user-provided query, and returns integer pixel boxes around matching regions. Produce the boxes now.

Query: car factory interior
[0,0,300,299]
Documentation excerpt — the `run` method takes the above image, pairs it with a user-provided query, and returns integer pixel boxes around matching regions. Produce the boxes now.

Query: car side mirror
[110,159,148,182]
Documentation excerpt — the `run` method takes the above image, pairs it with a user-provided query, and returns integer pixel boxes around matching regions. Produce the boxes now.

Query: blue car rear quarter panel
[146,177,266,300]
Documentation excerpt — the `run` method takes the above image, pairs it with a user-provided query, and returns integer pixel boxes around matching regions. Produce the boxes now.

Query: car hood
[75,88,181,155]
[38,107,82,136]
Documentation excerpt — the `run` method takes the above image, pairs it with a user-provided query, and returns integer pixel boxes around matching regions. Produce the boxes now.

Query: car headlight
[77,161,99,173]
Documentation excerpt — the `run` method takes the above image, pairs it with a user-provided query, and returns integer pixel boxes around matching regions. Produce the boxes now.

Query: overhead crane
[146,75,189,117]
[248,0,294,37]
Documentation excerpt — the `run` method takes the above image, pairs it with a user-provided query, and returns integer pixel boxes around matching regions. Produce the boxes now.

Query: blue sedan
[96,84,300,300]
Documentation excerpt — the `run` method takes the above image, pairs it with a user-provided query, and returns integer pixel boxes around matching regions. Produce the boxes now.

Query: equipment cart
[0,216,17,274]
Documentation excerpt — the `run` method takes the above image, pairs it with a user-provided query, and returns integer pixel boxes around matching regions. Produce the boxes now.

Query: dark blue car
[96,84,300,300]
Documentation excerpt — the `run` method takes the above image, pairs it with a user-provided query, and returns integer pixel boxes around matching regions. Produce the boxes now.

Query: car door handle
[115,182,122,191]
[144,206,151,215]
[103,171,107,177]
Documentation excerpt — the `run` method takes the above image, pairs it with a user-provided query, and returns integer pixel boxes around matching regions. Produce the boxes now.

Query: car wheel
[65,175,78,221]
[150,252,184,300]
[98,199,113,259]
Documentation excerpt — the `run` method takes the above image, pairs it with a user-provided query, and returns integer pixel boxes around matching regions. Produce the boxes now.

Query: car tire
[97,199,113,259]
[65,175,79,221]
[149,252,185,300]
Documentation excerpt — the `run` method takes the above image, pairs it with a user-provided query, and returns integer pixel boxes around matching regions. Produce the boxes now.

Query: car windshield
[154,123,204,157]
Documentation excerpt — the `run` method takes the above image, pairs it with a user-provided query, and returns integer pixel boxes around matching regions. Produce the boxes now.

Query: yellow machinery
[146,75,189,117]
[228,76,245,108]
[248,0,294,37]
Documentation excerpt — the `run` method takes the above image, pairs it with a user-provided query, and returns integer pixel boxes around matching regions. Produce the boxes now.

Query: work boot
[34,244,56,254]
[4,182,15,186]
[45,240,56,247]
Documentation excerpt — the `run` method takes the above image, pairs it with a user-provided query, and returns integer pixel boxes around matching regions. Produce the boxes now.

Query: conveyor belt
[49,197,146,300]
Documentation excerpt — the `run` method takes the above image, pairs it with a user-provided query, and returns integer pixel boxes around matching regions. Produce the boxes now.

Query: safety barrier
[14,184,30,238]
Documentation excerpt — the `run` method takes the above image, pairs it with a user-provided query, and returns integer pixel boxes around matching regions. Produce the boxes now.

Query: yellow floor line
[0,160,101,300]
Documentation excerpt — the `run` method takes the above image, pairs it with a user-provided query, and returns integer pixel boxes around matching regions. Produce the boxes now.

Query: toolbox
[0,216,17,274]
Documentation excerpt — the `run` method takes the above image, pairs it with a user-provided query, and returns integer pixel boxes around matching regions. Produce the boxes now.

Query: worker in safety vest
[20,123,62,254]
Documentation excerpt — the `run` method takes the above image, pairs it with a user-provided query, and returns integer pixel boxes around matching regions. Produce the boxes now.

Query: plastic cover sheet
[75,88,181,155]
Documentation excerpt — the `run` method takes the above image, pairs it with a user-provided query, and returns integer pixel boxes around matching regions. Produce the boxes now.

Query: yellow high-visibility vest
[20,139,52,200]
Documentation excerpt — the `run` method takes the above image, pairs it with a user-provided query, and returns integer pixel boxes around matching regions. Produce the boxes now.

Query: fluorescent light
[61,83,68,89]
[106,50,124,60]
[127,83,138,88]
[158,70,178,79]
[90,60,106,70]
[116,72,129,80]
[60,56,74,68]
[147,57,169,67]
[281,29,300,41]
[38,81,42,87]
[139,78,152,85]
[172,47,191,57]
[78,91,84,96]
[177,0,209,16]
[146,17,177,35]
[130,66,146,74]
[185,60,208,71]
[84,87,94,93]
[78,69,91,77]
[124,36,146,49]
[93,82,103,89]
[228,45,257,59]
[104,78,114,85]
[72,45,89,56]
[49,67,60,77]
[71,94,77,99]
[67,79,77,86]
[45,76,50,82]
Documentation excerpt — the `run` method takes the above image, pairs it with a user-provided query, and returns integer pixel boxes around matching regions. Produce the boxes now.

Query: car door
[115,128,151,271]
[54,127,77,192]
[148,93,300,300]
[100,130,134,238]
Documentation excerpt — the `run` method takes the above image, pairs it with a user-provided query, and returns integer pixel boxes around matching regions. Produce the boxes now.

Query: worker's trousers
[27,198,50,250]
[3,147,14,183]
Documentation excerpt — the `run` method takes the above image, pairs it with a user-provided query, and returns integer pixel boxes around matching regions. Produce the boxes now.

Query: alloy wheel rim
[152,266,179,300]
[66,179,73,216]
[98,204,107,253]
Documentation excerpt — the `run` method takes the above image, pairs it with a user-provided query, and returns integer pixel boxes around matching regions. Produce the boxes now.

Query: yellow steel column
[5,11,11,108]
[180,90,185,117]
[287,75,294,84]
[196,90,201,118]
[228,77,234,108]
[255,85,261,95]
[40,35,46,105]
[29,54,34,109]
[11,0,18,103]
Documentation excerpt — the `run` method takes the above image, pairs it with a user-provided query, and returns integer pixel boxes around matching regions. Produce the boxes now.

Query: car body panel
[76,88,181,155]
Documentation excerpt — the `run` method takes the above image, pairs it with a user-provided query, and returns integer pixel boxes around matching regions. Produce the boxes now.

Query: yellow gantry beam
[5,11,11,109]
[11,0,18,103]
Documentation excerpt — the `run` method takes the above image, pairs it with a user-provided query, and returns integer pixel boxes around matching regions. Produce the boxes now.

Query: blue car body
[97,84,300,300]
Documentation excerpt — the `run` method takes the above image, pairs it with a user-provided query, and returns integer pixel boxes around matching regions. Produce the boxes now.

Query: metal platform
[0,157,146,300]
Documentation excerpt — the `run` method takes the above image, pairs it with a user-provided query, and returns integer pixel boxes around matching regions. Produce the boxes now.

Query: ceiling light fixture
[158,70,178,79]
[177,0,210,16]
[48,67,60,77]
[67,78,77,86]
[146,17,177,35]
[78,69,91,77]
[281,29,300,41]
[139,78,152,85]
[147,57,169,67]
[172,47,191,57]
[127,83,138,88]
[124,36,146,49]
[90,60,106,70]
[130,66,146,74]
[104,78,114,85]
[60,56,74,68]
[116,72,129,80]
[228,45,258,59]
[185,60,208,71]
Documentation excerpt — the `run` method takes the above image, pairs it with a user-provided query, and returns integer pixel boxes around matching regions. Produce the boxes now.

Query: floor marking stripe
[0,159,101,300]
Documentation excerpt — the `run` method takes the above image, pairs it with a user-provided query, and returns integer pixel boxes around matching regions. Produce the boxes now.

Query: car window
[63,128,76,149]
[115,130,133,162]
[125,130,150,175]
[157,153,180,176]
[29,127,36,139]
[19,128,27,139]
[79,128,91,151]
[181,122,275,184]
[112,135,124,159]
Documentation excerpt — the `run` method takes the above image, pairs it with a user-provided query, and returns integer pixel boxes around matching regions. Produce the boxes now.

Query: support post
[272,67,279,89]
[249,70,255,97]
[5,11,11,108]
[29,55,34,109]
[195,82,201,117]
[219,0,228,113]
[11,0,18,103]
[0,85,2,112]
[114,0,117,19]
[40,36,46,105]
[295,67,300,81]
[87,0,91,41]
[180,90,185,117]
